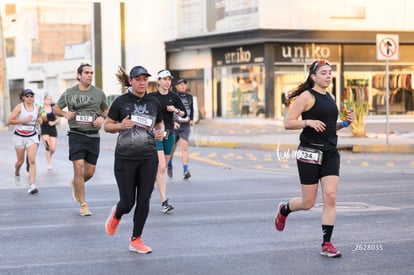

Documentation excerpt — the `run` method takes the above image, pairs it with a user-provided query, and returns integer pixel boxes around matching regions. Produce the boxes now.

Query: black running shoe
[167,165,173,178]
[162,199,174,213]
[183,170,191,180]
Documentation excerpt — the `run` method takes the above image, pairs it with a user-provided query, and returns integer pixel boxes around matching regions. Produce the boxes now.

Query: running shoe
[167,165,173,178]
[129,237,152,254]
[321,242,342,258]
[27,184,39,194]
[274,202,287,231]
[183,170,191,180]
[105,205,121,236]
[162,199,174,213]
[70,180,80,202]
[15,175,21,186]
[80,203,92,216]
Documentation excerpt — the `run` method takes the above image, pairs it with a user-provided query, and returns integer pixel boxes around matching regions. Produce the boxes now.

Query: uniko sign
[213,45,264,66]
[275,44,339,63]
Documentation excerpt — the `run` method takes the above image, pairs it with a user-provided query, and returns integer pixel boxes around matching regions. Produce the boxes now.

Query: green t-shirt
[57,85,108,137]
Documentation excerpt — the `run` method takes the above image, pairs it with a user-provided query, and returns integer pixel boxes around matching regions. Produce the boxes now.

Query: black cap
[22,89,34,96]
[130,66,151,78]
[176,78,187,85]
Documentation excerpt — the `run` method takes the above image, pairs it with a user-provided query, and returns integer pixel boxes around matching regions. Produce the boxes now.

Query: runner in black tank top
[274,60,355,258]
[300,89,338,148]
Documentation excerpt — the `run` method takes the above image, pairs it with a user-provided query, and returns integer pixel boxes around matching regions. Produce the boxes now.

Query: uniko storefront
[166,32,414,120]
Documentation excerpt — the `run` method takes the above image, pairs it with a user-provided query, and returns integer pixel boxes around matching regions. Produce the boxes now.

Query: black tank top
[300,89,338,147]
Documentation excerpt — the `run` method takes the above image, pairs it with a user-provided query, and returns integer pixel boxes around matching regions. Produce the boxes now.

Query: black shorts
[175,124,191,142]
[41,125,57,137]
[68,132,100,165]
[296,146,340,185]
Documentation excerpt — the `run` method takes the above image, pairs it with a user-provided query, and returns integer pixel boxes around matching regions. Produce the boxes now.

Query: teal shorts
[156,132,176,155]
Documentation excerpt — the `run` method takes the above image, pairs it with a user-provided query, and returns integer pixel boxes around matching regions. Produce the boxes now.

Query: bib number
[178,116,190,123]
[20,125,35,131]
[297,146,323,165]
[130,114,153,128]
[76,115,94,124]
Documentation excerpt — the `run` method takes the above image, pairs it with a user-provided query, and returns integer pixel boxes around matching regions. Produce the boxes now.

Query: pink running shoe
[129,237,152,254]
[105,205,121,236]
[321,242,342,258]
[274,202,287,231]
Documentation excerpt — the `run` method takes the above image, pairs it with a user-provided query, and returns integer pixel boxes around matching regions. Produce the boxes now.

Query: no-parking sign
[376,34,399,61]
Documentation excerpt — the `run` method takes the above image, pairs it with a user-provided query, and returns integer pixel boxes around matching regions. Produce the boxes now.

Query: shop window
[344,65,414,115]
[214,64,265,118]
[5,37,15,57]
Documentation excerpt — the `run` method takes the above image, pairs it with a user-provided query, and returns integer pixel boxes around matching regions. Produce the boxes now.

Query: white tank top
[15,103,38,136]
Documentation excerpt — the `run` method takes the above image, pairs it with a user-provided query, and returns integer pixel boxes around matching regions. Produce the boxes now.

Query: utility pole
[0,7,11,128]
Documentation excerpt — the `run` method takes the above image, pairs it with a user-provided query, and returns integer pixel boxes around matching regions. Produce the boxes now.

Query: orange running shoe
[129,237,152,254]
[105,205,121,236]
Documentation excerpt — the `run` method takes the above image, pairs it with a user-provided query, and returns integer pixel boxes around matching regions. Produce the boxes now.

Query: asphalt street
[0,127,413,275]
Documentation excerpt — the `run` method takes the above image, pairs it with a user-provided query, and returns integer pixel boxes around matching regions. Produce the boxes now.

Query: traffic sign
[376,34,399,61]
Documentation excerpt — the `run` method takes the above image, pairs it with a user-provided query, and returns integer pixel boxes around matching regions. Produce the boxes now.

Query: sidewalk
[0,116,413,154]
[189,117,414,153]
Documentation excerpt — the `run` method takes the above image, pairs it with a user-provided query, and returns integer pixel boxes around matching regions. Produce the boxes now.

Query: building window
[214,64,265,118]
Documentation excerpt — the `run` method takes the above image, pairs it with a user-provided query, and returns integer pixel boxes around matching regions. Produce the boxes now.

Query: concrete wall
[260,0,414,31]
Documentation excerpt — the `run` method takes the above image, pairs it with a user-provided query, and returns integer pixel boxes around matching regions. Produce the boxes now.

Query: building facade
[167,0,414,120]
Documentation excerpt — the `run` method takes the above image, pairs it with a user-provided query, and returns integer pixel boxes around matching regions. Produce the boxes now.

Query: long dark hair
[288,60,330,100]
[115,66,131,87]
[288,74,315,100]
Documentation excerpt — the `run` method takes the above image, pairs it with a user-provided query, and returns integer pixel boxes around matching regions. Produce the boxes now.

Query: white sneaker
[28,184,39,194]
[15,175,22,186]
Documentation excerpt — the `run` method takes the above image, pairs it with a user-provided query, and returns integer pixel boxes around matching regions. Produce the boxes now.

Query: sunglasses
[24,95,34,98]
[310,60,331,72]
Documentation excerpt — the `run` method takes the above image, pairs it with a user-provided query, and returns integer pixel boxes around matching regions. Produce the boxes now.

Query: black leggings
[114,153,158,237]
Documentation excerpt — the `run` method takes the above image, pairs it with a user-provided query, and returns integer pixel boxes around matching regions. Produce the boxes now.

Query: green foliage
[342,87,369,137]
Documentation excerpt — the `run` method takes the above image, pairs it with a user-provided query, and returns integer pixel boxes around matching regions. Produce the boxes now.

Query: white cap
[157,70,174,79]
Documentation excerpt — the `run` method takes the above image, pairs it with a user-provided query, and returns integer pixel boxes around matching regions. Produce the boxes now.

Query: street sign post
[376,34,399,145]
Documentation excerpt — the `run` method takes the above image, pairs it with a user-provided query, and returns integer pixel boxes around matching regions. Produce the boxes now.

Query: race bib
[20,125,35,131]
[297,146,323,165]
[75,114,94,124]
[178,116,190,123]
[130,114,153,128]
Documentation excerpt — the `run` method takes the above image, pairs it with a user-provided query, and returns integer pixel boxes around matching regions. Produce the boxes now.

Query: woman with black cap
[104,65,164,254]
[7,89,42,194]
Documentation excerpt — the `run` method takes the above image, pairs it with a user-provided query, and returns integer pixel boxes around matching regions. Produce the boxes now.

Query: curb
[352,144,414,154]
